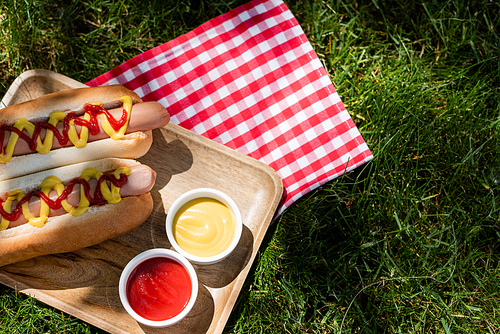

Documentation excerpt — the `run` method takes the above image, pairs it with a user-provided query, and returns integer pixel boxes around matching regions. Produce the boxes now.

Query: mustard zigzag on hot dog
[0,158,155,267]
[0,165,132,229]
[0,85,170,181]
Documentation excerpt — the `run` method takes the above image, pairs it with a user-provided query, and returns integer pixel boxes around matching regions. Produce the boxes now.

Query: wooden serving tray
[0,70,283,334]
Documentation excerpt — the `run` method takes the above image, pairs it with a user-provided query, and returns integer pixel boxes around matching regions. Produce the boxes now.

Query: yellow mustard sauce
[173,198,235,257]
[0,95,132,163]
[0,166,130,230]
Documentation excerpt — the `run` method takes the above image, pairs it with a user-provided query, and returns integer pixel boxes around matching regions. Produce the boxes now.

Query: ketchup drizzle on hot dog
[0,104,127,152]
[0,172,128,222]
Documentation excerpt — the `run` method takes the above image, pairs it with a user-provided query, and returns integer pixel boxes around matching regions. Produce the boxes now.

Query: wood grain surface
[0,70,283,334]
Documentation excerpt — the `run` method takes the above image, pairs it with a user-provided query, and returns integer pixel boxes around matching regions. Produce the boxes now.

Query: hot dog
[0,158,155,267]
[0,85,170,181]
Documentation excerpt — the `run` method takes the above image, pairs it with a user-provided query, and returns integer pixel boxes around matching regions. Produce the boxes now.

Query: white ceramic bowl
[166,188,243,265]
[119,248,198,328]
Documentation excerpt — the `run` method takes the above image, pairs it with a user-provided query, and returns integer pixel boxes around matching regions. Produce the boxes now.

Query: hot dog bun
[0,131,152,182]
[0,85,142,123]
[0,85,167,181]
[0,158,154,267]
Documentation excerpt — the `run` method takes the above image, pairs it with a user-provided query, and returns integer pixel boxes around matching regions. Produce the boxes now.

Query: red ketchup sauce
[0,172,128,222]
[126,257,192,321]
[0,103,127,152]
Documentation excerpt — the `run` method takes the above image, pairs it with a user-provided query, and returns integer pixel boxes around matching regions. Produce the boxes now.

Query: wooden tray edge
[1,69,88,108]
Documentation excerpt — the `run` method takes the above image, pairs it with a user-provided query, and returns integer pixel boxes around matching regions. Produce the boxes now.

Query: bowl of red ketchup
[119,248,198,327]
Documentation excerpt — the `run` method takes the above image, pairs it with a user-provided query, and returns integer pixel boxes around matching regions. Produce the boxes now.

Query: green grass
[0,0,499,333]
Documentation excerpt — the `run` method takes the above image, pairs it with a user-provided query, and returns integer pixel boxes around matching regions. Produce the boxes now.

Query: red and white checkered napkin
[86,0,373,215]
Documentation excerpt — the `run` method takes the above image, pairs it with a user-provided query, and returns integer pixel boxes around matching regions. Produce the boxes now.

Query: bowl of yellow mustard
[166,188,243,265]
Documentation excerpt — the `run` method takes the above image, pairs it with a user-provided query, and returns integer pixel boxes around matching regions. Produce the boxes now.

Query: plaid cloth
[86,0,373,215]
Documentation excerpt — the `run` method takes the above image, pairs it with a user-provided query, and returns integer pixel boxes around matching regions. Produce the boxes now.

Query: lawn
[0,0,499,333]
